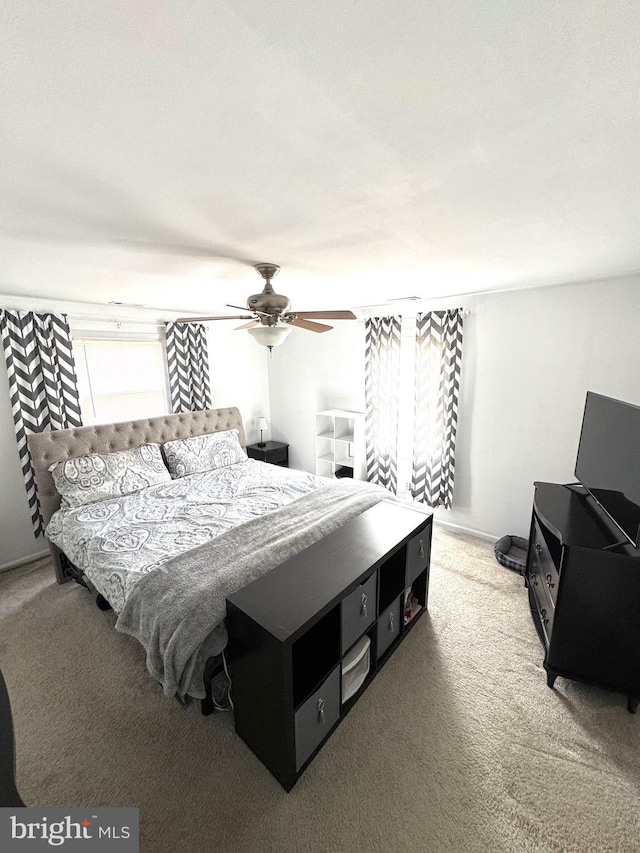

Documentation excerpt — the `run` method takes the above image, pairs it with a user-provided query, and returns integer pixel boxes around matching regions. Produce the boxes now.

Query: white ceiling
[1,0,639,318]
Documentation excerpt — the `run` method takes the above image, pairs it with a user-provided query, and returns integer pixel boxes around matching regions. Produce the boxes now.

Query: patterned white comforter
[46,458,324,613]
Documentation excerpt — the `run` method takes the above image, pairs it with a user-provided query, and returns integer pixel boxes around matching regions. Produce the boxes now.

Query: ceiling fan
[177,263,356,350]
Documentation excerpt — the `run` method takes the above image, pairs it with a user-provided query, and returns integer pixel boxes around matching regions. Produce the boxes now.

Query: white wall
[269,275,640,541]
[206,323,271,445]
[267,323,366,471]
[445,275,640,539]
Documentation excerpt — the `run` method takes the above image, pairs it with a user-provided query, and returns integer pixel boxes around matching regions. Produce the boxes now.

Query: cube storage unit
[226,500,432,790]
[315,409,366,480]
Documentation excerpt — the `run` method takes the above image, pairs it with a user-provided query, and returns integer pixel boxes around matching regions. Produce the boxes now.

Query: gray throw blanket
[115,479,389,699]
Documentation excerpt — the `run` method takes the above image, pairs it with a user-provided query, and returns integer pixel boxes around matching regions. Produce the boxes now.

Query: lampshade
[247,325,292,349]
[256,417,268,431]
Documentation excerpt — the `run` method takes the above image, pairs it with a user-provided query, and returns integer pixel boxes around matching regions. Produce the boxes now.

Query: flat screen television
[574,391,640,549]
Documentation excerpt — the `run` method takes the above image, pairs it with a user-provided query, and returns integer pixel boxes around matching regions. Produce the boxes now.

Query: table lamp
[257,417,268,447]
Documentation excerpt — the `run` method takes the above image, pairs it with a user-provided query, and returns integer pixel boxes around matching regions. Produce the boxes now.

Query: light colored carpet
[0,529,638,853]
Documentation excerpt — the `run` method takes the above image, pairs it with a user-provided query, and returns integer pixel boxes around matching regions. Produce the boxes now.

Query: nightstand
[246,441,289,467]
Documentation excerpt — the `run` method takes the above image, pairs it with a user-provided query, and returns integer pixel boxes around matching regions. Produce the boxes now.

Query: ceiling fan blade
[294,310,357,320]
[289,318,333,333]
[176,315,255,323]
[234,320,260,330]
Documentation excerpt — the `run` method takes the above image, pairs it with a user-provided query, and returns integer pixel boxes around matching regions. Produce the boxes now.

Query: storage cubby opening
[334,466,353,479]
[315,459,334,478]
[341,625,376,711]
[315,414,334,441]
[537,518,562,569]
[334,417,354,442]
[404,568,428,626]
[292,605,341,707]
[378,549,406,611]
[334,446,354,467]
[315,436,333,458]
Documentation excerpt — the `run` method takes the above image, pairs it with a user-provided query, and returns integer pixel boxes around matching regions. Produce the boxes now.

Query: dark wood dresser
[525,481,640,712]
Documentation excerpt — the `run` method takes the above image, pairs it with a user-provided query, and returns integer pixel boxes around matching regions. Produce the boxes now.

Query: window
[364,310,464,508]
[73,336,170,425]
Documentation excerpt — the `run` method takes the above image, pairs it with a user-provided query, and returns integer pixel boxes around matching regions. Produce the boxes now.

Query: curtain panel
[164,322,212,413]
[0,311,82,536]
[411,309,464,509]
[364,316,402,494]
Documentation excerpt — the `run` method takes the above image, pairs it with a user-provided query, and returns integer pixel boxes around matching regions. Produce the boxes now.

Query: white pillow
[50,444,171,508]
[162,429,247,478]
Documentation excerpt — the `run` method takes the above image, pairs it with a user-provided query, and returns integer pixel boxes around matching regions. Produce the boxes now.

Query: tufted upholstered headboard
[27,407,246,527]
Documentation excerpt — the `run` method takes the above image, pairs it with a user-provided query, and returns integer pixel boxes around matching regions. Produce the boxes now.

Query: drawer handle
[535,543,542,555]
[540,608,548,625]
[530,571,538,586]
[317,697,325,724]
[388,611,394,631]
[545,573,555,589]
[418,538,425,558]
[361,593,368,618]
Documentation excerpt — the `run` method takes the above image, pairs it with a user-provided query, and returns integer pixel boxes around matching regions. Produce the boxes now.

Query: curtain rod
[69,314,166,327]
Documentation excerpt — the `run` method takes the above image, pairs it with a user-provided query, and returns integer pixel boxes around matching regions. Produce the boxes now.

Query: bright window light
[73,337,170,425]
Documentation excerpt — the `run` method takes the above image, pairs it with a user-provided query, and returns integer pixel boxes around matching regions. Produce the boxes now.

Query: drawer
[341,572,377,654]
[531,519,559,604]
[376,594,402,659]
[295,666,340,771]
[406,525,432,586]
[528,564,555,645]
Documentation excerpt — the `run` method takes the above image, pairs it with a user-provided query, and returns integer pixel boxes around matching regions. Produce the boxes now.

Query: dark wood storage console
[525,482,640,713]
[226,500,432,790]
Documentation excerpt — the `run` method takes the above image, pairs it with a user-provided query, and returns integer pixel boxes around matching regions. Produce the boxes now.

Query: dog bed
[494,535,528,574]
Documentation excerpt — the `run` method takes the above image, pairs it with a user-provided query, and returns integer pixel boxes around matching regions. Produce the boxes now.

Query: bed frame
[27,407,246,584]
[27,407,246,715]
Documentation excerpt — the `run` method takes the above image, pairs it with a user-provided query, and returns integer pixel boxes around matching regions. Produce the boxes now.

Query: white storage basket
[341,634,371,703]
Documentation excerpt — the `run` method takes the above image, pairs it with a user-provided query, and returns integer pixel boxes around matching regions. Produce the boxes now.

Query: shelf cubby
[378,549,406,612]
[292,605,340,707]
[403,567,428,627]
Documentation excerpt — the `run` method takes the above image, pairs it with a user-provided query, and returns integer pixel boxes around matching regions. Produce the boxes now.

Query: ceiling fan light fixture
[246,324,292,350]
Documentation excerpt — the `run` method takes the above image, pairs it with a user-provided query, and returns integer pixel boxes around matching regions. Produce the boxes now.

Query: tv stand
[525,482,640,713]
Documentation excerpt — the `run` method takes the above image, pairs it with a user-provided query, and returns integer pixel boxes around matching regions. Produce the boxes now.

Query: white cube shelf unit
[315,409,366,480]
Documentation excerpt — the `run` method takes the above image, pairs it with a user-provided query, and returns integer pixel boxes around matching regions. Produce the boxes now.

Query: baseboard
[432,518,500,543]
[0,549,49,574]
[394,493,502,543]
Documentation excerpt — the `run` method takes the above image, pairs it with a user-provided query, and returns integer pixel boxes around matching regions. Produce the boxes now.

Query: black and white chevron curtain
[164,322,212,413]
[0,311,82,536]
[364,316,402,493]
[411,309,464,509]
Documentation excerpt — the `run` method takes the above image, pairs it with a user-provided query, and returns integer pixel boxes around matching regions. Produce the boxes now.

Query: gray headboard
[27,407,246,527]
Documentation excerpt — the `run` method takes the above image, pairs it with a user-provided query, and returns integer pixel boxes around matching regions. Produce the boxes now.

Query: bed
[27,408,388,710]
